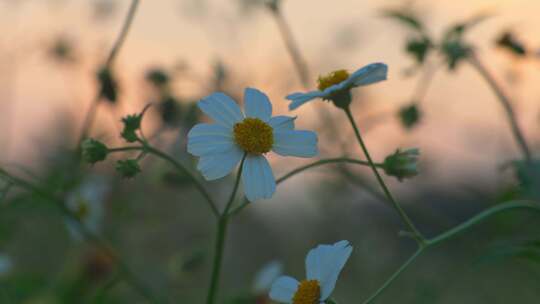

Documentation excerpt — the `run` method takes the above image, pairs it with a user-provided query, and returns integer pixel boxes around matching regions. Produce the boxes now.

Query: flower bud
[81,139,108,164]
[115,159,141,179]
[120,114,142,143]
[383,148,420,181]
[398,103,421,130]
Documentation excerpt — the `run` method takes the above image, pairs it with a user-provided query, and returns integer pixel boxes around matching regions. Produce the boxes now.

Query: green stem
[276,158,379,184]
[0,167,163,304]
[361,200,540,304]
[228,157,379,217]
[78,0,141,145]
[344,107,425,245]
[271,9,310,88]
[206,155,246,304]
[426,200,540,246]
[108,144,220,218]
[467,53,532,162]
[361,248,424,304]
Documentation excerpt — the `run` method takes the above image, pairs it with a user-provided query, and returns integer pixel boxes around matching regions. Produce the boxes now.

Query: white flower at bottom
[254,260,283,294]
[65,176,109,240]
[188,88,318,202]
[269,240,353,304]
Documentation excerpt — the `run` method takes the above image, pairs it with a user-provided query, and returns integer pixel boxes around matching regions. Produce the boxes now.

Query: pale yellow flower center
[317,69,349,91]
[233,118,274,154]
[75,200,90,220]
[292,280,321,304]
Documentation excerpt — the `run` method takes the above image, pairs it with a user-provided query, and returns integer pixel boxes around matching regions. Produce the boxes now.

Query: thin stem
[467,53,532,162]
[206,155,246,304]
[344,107,425,245]
[271,9,310,87]
[77,0,141,145]
[411,62,439,104]
[360,200,540,304]
[276,158,379,184]
[0,167,162,304]
[228,157,380,217]
[108,144,220,218]
[426,200,540,246]
[361,248,424,304]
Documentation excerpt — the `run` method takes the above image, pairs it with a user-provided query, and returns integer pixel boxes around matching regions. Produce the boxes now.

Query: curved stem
[0,167,163,304]
[276,158,379,184]
[361,200,540,304]
[427,200,540,246]
[411,62,439,104]
[344,107,425,245]
[206,155,246,304]
[227,157,379,217]
[467,53,532,162]
[271,10,310,87]
[361,248,424,304]
[144,145,220,218]
[77,0,141,145]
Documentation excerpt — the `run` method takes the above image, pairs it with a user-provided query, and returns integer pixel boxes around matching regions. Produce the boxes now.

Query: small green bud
[383,148,420,181]
[81,138,108,164]
[441,40,471,70]
[145,68,170,88]
[97,67,118,103]
[405,36,432,64]
[398,103,421,129]
[157,95,182,127]
[115,159,141,179]
[120,114,142,143]
[496,31,527,57]
[264,0,281,12]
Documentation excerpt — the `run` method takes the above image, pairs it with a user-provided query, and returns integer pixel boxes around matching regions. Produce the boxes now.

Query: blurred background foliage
[0,0,540,303]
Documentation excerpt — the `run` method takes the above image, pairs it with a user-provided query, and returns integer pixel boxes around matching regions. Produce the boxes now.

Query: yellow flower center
[292,280,321,304]
[75,200,90,220]
[233,118,274,154]
[317,69,349,91]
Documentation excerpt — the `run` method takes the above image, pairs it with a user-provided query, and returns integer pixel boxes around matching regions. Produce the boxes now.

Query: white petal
[305,240,353,300]
[244,88,273,121]
[286,91,326,110]
[268,116,296,131]
[254,261,284,293]
[242,155,276,202]
[197,146,243,180]
[273,130,318,158]
[347,63,388,87]
[269,276,299,303]
[187,123,235,156]
[198,93,244,128]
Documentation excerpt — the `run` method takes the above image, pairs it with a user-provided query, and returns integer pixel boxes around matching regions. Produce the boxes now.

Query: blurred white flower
[65,176,109,240]
[286,63,388,110]
[188,88,318,202]
[0,254,13,276]
[269,240,352,304]
[253,260,283,294]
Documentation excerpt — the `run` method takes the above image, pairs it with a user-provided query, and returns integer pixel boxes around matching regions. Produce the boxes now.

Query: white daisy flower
[0,254,13,276]
[253,260,283,294]
[65,176,109,240]
[187,88,318,202]
[269,240,353,304]
[286,63,388,110]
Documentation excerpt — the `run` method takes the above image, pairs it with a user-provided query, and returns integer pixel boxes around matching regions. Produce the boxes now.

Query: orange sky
[0,0,539,190]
